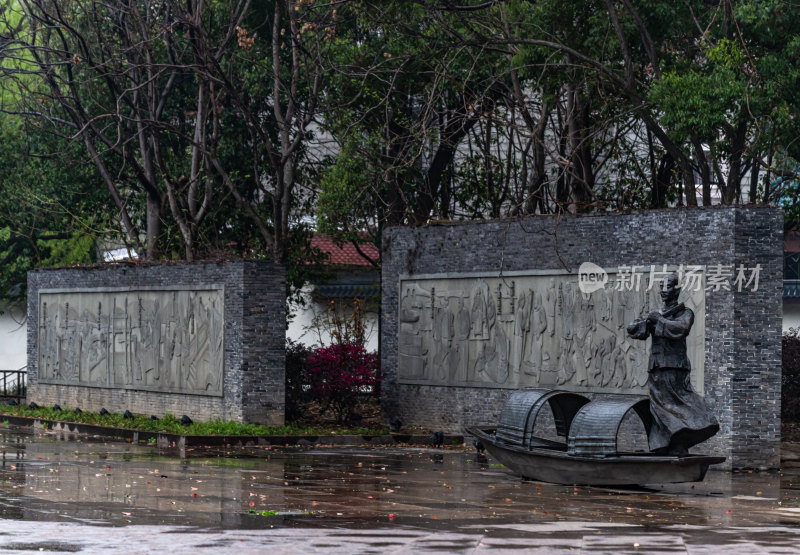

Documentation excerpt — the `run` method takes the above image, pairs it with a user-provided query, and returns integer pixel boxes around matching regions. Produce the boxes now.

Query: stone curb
[0,415,465,451]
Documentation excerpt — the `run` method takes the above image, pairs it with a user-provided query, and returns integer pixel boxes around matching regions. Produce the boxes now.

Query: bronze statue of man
[627,274,719,456]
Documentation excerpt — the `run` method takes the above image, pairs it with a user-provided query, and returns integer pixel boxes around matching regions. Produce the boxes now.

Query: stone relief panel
[397,270,705,394]
[38,288,224,396]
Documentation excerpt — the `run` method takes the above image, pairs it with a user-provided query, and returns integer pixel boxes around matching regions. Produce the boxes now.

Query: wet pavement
[1,425,800,553]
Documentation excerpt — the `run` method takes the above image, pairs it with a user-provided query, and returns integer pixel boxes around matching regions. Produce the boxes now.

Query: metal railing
[0,367,26,403]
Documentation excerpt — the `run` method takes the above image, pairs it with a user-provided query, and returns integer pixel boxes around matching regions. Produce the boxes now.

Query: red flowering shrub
[306,343,380,423]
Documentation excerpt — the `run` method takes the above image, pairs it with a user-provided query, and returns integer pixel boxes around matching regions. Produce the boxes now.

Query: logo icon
[578,262,608,294]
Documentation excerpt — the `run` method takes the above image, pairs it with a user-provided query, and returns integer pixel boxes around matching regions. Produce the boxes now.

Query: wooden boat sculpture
[468,388,725,486]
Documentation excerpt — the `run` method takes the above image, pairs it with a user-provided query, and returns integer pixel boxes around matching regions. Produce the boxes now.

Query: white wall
[784,303,800,334]
[287,285,380,352]
[0,309,27,370]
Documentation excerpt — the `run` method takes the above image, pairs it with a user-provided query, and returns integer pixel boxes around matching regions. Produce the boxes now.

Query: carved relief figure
[611,336,627,388]
[571,292,595,386]
[398,285,429,380]
[396,271,704,393]
[474,321,510,385]
[536,279,558,379]
[631,288,651,387]
[200,296,224,391]
[556,283,577,385]
[511,288,531,374]
[451,296,471,382]
[38,289,224,396]
[599,335,618,387]
[589,336,605,386]
[519,290,544,378]
[595,288,612,322]
[470,280,490,340]
[545,278,557,338]
[56,305,75,380]
[531,290,548,371]
[400,285,421,324]
[432,294,455,381]
[76,307,107,384]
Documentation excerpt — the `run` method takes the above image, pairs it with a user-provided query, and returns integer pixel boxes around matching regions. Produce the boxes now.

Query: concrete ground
[1,425,799,554]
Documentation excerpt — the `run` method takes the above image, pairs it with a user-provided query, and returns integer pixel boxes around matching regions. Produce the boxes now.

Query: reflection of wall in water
[20,441,285,525]
[38,288,224,396]
[398,271,705,394]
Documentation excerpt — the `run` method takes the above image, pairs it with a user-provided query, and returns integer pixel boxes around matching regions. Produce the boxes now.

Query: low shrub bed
[0,405,388,436]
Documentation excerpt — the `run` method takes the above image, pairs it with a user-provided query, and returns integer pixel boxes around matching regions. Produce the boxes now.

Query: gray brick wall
[27,261,285,425]
[381,206,783,469]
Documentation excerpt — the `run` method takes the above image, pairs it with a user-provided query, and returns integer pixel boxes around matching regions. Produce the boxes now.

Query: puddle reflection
[1,426,799,531]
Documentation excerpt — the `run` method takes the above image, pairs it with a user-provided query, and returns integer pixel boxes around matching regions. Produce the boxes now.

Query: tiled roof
[310,235,379,266]
[786,231,800,251]
[314,283,381,298]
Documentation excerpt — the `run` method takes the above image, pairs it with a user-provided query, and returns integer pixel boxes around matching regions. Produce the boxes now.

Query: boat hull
[469,426,726,486]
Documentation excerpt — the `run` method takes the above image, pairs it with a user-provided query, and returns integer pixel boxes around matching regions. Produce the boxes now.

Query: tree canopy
[0,0,797,303]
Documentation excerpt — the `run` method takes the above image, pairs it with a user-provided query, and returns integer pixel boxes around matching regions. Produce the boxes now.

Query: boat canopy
[496,389,590,449]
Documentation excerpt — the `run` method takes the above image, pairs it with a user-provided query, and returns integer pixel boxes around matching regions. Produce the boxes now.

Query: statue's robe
[627,304,719,454]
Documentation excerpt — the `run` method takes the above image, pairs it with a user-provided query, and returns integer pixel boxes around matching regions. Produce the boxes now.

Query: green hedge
[0,405,387,436]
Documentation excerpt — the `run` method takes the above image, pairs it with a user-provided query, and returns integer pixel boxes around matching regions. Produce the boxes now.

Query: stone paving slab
[3,521,800,554]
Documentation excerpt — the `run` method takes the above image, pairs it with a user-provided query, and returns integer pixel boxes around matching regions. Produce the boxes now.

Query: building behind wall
[287,235,380,351]
[0,303,26,371]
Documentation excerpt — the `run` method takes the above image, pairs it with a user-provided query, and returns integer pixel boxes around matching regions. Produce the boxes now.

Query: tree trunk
[691,137,712,206]
[724,121,747,204]
[651,152,675,209]
[384,110,412,226]
[681,158,698,206]
[522,101,550,215]
[146,192,162,260]
[749,155,760,203]
[415,107,478,223]
[82,135,146,256]
[567,87,594,212]
[556,130,570,210]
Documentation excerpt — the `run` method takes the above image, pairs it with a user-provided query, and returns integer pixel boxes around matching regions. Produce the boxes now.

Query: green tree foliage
[316,0,800,232]
[0,0,332,304]
[0,114,107,308]
[3,0,800,313]
[317,0,511,257]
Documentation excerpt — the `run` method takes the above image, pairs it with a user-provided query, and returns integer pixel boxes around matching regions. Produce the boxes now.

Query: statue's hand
[626,319,643,335]
[646,311,660,325]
